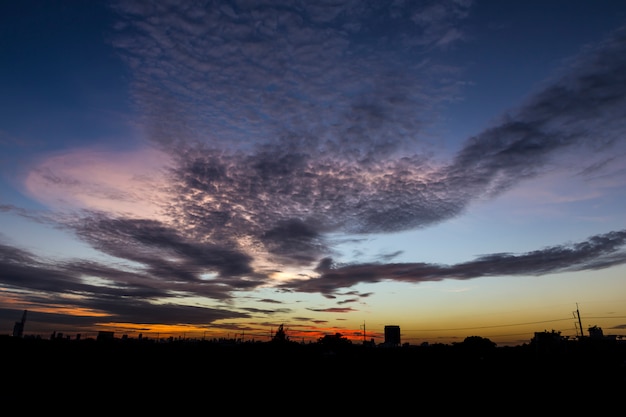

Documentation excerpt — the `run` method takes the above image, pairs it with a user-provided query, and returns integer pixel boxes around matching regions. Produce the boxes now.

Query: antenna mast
[363,321,366,343]
[12,309,27,338]
[575,303,584,338]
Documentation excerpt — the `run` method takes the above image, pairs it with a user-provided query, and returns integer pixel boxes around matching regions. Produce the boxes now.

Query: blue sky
[1,0,626,345]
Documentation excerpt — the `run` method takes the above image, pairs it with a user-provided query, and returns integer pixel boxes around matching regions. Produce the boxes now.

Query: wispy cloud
[23,147,173,218]
[283,230,626,296]
[446,26,626,199]
[0,238,253,328]
[72,214,260,282]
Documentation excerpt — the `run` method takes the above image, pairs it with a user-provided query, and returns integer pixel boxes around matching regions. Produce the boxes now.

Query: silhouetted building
[531,330,567,354]
[384,325,401,347]
[587,325,618,342]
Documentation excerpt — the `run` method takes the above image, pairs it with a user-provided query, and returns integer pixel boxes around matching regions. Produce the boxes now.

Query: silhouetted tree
[272,324,289,343]
[317,332,352,347]
[455,335,497,358]
[462,336,496,349]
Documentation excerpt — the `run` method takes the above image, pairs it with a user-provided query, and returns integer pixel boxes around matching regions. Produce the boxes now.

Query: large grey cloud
[107,0,464,254]
[149,24,626,272]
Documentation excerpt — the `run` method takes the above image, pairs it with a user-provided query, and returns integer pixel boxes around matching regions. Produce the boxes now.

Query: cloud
[71,213,265,284]
[283,230,626,295]
[158,23,626,266]
[306,307,357,313]
[6,3,626,337]
[23,146,174,219]
[446,26,626,199]
[103,2,626,269]
[109,0,471,150]
[0,234,254,329]
[18,21,626,293]
[262,218,328,265]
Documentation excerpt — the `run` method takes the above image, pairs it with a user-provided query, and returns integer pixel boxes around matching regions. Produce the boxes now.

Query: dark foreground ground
[2,335,625,411]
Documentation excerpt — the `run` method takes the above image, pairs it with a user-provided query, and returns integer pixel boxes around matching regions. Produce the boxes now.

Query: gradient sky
[2,0,626,346]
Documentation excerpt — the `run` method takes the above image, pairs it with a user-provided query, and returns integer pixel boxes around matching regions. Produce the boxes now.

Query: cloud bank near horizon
[1,223,626,328]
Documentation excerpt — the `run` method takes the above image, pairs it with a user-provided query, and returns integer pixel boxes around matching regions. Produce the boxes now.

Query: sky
[1,0,626,347]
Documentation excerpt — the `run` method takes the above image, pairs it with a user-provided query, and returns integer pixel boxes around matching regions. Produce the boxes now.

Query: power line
[402,317,577,332]
[400,315,626,334]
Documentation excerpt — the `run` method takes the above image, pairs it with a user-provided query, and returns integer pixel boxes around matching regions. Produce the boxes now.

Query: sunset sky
[2,0,626,346]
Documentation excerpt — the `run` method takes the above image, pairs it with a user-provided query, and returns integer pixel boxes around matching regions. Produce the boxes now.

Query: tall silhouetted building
[384,325,401,347]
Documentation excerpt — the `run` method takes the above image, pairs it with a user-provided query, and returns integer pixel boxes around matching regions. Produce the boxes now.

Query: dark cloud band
[285,230,626,295]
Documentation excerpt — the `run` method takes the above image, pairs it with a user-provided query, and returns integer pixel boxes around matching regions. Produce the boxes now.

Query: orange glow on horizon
[81,322,383,343]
